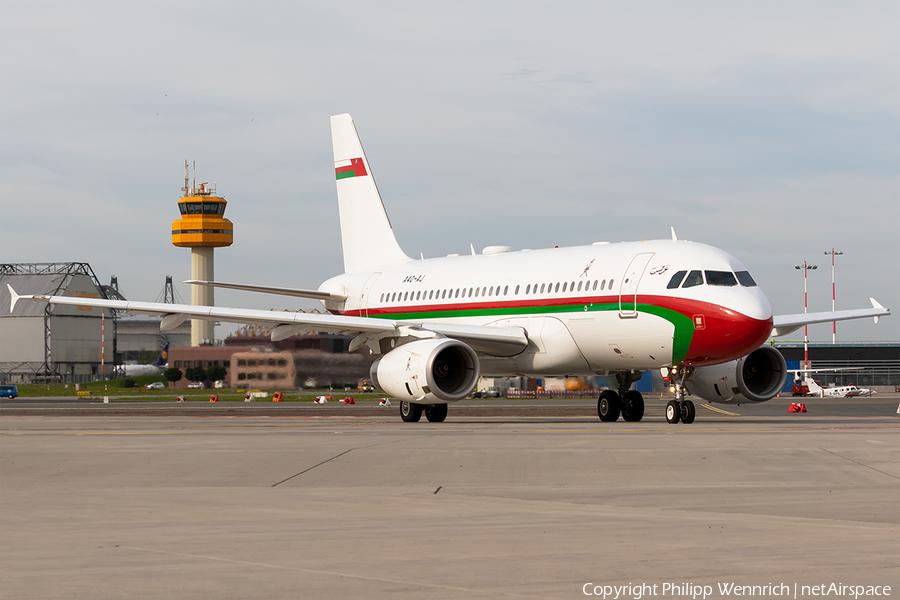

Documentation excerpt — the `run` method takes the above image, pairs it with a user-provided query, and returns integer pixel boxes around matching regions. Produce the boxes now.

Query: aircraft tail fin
[152,343,169,367]
[330,113,411,273]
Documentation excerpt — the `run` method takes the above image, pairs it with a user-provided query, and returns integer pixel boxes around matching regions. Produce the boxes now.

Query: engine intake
[684,345,787,404]
[370,338,480,404]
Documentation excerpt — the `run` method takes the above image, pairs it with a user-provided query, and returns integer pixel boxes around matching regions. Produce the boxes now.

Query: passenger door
[619,253,654,318]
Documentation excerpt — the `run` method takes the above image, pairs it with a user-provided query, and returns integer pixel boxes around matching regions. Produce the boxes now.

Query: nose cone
[729,287,773,322]
[681,290,774,366]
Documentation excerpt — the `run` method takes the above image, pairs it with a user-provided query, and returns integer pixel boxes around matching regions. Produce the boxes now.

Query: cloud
[1,0,897,341]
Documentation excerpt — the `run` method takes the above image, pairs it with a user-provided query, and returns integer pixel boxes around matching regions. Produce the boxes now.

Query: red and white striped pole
[824,249,843,344]
[795,261,817,369]
[101,308,105,379]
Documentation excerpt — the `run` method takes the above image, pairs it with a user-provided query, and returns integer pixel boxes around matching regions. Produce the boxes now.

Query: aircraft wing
[184,280,347,301]
[7,285,527,356]
[772,298,890,337]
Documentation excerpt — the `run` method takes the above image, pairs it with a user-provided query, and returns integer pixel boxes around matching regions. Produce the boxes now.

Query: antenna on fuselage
[671,227,678,242]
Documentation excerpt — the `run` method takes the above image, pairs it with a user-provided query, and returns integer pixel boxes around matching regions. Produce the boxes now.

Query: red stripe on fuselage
[337,293,773,366]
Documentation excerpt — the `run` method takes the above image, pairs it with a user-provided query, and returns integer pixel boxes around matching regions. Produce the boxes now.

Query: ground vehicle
[357,380,374,392]
[0,385,18,398]
[144,382,165,390]
[187,382,205,389]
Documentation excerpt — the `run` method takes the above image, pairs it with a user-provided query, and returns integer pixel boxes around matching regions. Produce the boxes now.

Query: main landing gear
[399,401,448,423]
[597,372,645,422]
[666,369,695,424]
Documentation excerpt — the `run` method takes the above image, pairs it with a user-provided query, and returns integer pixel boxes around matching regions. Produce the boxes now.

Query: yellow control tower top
[171,163,234,248]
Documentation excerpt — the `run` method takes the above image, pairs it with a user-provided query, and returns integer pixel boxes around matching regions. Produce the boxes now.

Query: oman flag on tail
[335,158,367,180]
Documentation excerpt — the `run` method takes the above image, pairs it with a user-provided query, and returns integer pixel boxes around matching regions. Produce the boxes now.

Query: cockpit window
[735,271,757,287]
[666,270,687,289]
[682,270,704,288]
[705,271,738,286]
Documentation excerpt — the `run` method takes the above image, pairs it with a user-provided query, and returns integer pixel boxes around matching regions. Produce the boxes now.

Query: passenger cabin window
[667,270,687,289]
[705,271,738,286]
[736,271,758,287]
[682,271,703,288]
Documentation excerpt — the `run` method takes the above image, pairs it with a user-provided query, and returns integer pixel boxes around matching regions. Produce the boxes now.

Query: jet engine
[684,345,787,404]
[370,338,480,404]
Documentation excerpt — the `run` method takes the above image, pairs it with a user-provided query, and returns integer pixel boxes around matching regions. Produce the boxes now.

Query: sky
[2,1,898,342]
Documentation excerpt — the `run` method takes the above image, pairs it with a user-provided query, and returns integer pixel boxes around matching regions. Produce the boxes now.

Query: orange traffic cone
[210,394,219,402]
[798,403,807,413]
[272,392,283,402]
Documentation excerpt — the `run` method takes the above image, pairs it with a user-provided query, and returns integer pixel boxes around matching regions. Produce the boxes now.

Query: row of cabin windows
[666,270,757,289]
[377,279,615,304]
[178,202,227,215]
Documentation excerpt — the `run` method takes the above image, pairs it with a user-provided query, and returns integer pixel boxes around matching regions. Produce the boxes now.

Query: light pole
[795,261,818,368]
[824,249,843,344]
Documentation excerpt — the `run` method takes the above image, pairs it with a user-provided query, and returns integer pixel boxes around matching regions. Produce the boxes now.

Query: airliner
[115,343,169,377]
[7,114,890,424]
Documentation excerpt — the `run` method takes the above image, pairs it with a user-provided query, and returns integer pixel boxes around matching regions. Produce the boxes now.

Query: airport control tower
[171,162,233,346]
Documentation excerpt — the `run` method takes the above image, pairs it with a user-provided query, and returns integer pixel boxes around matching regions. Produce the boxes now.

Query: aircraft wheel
[666,400,681,424]
[621,390,645,422]
[400,401,423,422]
[680,400,696,424]
[597,390,621,422]
[424,403,448,423]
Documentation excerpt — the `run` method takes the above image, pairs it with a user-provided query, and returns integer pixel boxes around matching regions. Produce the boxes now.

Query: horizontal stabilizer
[184,280,346,302]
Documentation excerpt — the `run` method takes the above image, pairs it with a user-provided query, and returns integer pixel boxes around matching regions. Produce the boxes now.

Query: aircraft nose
[681,289,775,366]
[729,288,773,322]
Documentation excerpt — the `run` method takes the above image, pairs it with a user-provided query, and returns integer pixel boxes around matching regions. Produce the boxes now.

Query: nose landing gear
[666,368,695,424]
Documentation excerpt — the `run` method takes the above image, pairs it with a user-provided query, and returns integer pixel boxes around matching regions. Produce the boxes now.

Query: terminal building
[775,342,899,389]
[165,326,373,389]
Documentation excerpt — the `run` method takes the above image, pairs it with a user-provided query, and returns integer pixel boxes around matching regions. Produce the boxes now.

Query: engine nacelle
[370,338,480,404]
[684,345,787,404]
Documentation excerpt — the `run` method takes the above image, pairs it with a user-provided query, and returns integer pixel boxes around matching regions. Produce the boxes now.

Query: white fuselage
[319,239,774,377]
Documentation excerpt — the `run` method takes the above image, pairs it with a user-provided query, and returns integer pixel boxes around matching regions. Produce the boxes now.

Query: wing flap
[398,321,528,356]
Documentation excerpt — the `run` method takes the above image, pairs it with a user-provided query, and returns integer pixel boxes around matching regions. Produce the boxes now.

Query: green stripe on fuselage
[368,302,694,363]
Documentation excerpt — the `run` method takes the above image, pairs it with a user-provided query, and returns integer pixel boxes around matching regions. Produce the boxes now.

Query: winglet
[870,297,885,323]
[671,227,677,242]
[7,284,19,313]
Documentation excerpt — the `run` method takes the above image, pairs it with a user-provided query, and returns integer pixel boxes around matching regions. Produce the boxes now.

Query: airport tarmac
[2,399,898,599]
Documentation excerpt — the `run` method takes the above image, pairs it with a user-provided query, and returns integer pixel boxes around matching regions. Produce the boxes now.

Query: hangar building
[1,263,114,383]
